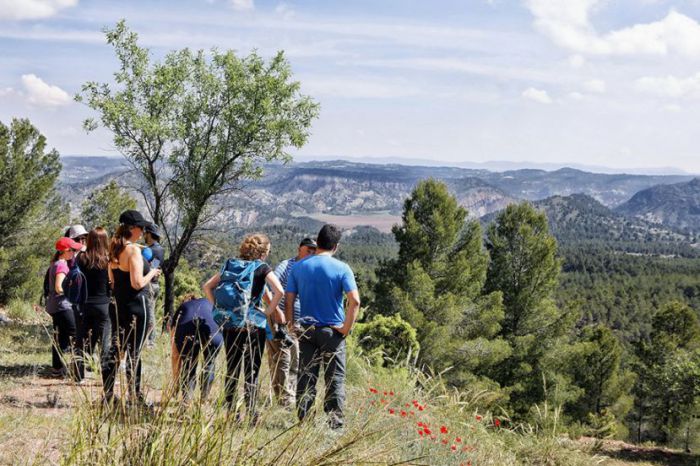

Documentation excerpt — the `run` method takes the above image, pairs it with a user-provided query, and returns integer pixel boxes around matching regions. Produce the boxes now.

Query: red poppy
[404,403,410,408]
[440,426,448,434]
[441,439,448,445]
[451,445,457,452]
[494,419,501,427]
[418,405,424,411]
[380,399,387,404]
[389,391,394,396]
[400,410,407,417]
[417,422,424,427]
[455,436,462,443]
[409,411,415,416]
[430,435,437,441]
[475,415,482,421]
[388,408,395,414]
[424,427,432,435]
[418,429,424,436]
[369,388,378,394]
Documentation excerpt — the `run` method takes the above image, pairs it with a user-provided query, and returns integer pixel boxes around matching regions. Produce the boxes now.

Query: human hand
[332,324,351,336]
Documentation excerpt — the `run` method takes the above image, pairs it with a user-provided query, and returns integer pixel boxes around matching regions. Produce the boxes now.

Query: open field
[0,314,698,466]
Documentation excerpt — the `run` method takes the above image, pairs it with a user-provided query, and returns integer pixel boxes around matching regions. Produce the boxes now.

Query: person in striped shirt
[267,237,317,407]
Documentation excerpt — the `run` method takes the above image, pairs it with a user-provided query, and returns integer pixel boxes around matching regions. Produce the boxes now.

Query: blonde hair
[239,233,270,261]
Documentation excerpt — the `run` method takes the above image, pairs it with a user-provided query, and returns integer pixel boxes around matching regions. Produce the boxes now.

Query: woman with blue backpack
[203,233,285,423]
[45,236,84,378]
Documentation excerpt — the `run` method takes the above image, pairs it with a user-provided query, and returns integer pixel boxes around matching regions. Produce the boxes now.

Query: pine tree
[372,179,509,387]
[0,119,65,303]
[81,180,137,234]
[484,202,568,412]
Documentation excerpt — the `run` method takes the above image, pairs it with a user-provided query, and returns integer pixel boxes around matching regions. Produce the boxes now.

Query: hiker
[46,237,83,378]
[169,294,222,402]
[268,237,317,407]
[64,224,88,329]
[143,223,164,345]
[102,210,161,404]
[74,227,112,382]
[202,233,285,422]
[286,224,360,429]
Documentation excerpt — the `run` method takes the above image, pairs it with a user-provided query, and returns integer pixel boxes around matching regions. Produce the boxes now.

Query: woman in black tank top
[102,210,161,405]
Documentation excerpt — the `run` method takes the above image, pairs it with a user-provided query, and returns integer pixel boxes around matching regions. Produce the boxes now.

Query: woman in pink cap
[46,236,84,378]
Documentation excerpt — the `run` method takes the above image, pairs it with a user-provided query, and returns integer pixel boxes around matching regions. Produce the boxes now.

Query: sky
[2,0,700,173]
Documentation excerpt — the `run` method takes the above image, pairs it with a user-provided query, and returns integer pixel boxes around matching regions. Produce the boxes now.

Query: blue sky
[2,0,700,172]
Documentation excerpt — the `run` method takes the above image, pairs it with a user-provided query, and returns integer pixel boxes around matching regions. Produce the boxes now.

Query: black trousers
[296,326,347,426]
[75,302,111,381]
[223,327,266,415]
[102,297,148,400]
[51,309,76,372]
[174,319,221,400]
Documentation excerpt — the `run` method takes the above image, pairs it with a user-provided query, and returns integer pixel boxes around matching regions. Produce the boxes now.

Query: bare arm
[55,273,66,294]
[108,266,114,290]
[127,245,160,290]
[202,272,221,305]
[333,289,360,336]
[285,292,297,325]
[265,272,285,323]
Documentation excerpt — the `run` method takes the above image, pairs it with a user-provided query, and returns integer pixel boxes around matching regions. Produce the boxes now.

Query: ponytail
[109,224,132,263]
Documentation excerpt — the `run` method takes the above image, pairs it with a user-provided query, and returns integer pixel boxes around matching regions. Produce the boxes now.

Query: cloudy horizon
[2,0,700,173]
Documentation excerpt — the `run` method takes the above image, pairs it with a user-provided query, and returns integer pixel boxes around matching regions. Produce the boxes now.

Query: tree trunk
[163,260,177,325]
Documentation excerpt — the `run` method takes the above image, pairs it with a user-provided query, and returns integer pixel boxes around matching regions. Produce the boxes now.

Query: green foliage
[80,180,137,234]
[633,301,700,444]
[485,202,569,413]
[5,299,36,322]
[78,20,319,316]
[354,313,420,367]
[173,259,203,304]
[0,119,65,304]
[373,179,508,387]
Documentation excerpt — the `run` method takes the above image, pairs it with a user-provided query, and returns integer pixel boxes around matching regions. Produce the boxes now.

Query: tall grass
[58,338,599,466]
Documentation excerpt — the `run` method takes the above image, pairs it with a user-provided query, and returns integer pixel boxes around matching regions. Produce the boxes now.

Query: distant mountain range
[616,178,700,232]
[58,157,699,240]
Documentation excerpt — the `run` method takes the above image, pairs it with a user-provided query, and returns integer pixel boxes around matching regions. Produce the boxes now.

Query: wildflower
[430,435,437,441]
[440,425,448,434]
[380,399,387,404]
[409,411,415,416]
[424,427,432,435]
[451,445,457,452]
[475,414,482,421]
[417,421,424,427]
[441,439,448,445]
[388,408,395,415]
[400,410,407,417]
[389,391,394,396]
[369,388,378,394]
[404,403,410,408]
[418,405,424,411]
[418,429,424,437]
[494,418,501,427]
[455,436,462,443]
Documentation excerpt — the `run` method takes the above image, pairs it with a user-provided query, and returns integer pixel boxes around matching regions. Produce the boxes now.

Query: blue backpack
[213,259,264,329]
[62,261,88,305]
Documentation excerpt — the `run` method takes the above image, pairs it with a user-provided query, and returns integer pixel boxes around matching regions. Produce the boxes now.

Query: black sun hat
[118,210,150,228]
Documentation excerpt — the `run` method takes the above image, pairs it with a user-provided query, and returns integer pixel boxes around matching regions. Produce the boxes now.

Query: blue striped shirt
[275,258,300,322]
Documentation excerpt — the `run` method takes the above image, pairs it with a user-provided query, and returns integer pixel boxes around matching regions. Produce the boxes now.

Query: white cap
[67,224,88,239]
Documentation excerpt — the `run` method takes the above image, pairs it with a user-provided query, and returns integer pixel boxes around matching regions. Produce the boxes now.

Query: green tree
[485,202,568,412]
[373,179,509,387]
[81,180,137,234]
[79,21,319,317]
[562,325,634,432]
[633,301,700,444]
[0,119,64,303]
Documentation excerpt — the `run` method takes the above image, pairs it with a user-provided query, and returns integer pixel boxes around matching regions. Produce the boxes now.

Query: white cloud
[0,0,78,20]
[21,74,71,107]
[525,0,700,57]
[0,87,15,97]
[568,91,585,100]
[634,73,700,98]
[522,87,552,104]
[230,0,254,11]
[583,78,606,93]
[665,104,682,112]
[568,54,585,68]
[275,3,295,20]
[302,76,421,99]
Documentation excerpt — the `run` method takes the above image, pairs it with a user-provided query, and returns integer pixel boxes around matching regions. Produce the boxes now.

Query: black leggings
[102,296,148,400]
[51,310,76,372]
[75,302,111,381]
[223,327,266,415]
[175,320,221,400]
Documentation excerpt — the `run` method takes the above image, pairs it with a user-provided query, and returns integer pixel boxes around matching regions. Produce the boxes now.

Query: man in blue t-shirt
[285,224,360,429]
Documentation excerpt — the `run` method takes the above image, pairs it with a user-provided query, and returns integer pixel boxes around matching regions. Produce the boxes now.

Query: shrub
[355,313,420,367]
[5,299,36,322]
